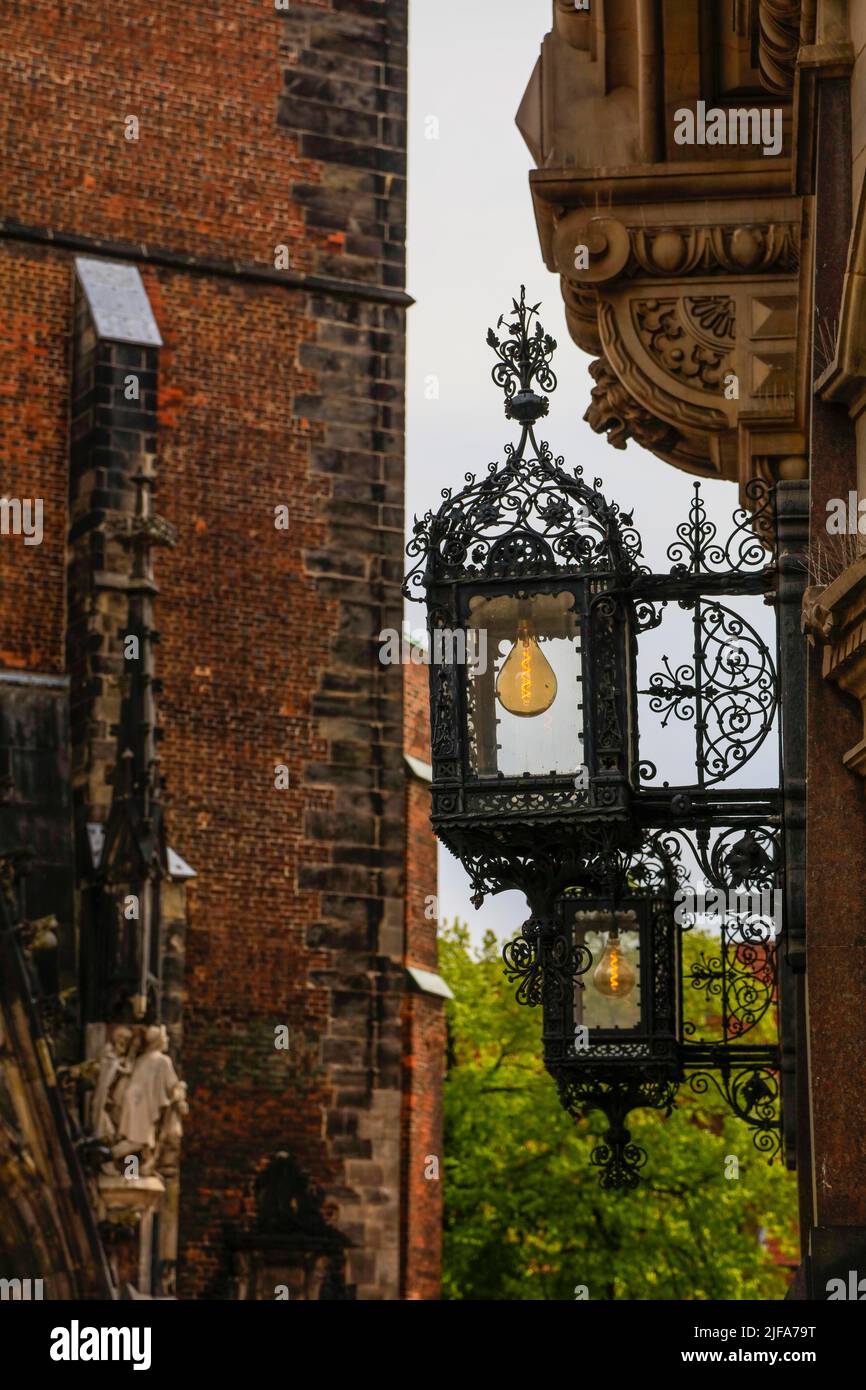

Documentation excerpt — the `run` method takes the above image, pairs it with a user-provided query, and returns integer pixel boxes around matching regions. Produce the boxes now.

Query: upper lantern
[404,289,645,865]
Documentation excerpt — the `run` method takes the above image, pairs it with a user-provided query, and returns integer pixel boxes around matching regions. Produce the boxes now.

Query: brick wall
[404,659,438,970]
[0,243,69,673]
[0,0,444,1300]
[401,661,444,1299]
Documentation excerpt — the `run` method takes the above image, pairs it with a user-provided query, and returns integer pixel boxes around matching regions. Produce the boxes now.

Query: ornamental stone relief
[634,297,735,392]
[548,206,804,488]
[565,251,803,491]
[584,358,679,456]
[579,279,804,489]
[519,3,809,503]
[588,301,730,480]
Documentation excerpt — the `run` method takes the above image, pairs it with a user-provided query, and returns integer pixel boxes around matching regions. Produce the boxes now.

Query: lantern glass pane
[573,910,642,1031]
[465,590,583,779]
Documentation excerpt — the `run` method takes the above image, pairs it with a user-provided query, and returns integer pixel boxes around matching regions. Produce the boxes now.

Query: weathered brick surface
[0,0,442,1300]
[404,662,438,972]
[401,661,443,1299]
[0,244,69,672]
[401,991,445,1299]
[0,2,406,286]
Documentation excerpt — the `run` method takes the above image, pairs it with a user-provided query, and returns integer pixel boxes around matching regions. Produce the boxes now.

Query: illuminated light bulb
[592,931,636,998]
[496,621,558,717]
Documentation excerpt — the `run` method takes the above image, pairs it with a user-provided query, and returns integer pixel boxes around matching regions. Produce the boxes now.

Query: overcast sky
[404,1,768,944]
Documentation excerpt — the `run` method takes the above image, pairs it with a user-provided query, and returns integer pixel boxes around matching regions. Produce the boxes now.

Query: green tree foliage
[439,920,798,1301]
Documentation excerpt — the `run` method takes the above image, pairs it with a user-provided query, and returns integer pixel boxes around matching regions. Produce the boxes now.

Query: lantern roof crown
[403,287,645,600]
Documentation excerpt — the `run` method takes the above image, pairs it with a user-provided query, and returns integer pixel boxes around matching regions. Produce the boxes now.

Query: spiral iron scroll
[686,1067,781,1160]
[502,918,592,1009]
[642,601,777,786]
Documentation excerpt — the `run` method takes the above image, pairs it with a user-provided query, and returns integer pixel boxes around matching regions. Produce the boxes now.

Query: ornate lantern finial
[486,285,557,425]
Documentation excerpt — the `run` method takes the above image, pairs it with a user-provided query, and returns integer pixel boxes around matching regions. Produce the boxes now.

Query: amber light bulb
[592,930,636,998]
[496,620,558,717]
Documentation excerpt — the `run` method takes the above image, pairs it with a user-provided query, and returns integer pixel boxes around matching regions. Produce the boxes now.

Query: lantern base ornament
[555,1075,681,1190]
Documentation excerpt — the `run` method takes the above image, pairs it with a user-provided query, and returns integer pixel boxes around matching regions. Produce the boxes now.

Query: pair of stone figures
[91,1024,188,1178]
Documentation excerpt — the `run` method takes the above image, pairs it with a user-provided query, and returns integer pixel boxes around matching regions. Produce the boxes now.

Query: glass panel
[465,590,583,779]
[573,909,642,1032]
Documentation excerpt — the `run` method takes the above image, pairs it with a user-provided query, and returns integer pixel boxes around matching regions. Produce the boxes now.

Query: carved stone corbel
[547,202,808,499]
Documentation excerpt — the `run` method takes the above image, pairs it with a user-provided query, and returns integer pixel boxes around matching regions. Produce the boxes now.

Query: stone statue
[110,1025,187,1177]
[90,1025,135,1143]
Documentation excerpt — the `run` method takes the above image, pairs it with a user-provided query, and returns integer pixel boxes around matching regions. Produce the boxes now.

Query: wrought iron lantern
[405,290,644,876]
[405,288,788,1188]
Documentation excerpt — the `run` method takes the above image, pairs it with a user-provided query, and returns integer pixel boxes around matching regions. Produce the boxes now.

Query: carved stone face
[113,1026,133,1057]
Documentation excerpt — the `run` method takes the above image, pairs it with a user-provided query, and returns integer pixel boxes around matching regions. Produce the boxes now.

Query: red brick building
[0,0,445,1300]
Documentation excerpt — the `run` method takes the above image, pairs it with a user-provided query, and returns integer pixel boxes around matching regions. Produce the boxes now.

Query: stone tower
[0,0,445,1300]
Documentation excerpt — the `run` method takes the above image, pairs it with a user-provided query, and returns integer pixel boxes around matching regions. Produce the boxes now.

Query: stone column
[803,63,866,1297]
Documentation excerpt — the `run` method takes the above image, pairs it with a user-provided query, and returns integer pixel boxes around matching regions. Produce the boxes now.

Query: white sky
[405,0,766,945]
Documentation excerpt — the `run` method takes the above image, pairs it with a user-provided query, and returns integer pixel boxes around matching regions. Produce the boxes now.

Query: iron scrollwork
[403,289,646,604]
[641,600,778,786]
[503,916,593,1009]
[667,478,774,577]
[687,1067,781,1160]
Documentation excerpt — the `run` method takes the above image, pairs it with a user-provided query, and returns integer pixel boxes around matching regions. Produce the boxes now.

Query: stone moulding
[552,212,800,287]
[803,557,866,782]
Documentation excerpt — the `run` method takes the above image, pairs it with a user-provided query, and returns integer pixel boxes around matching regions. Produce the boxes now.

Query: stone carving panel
[580,273,802,489]
[634,296,735,391]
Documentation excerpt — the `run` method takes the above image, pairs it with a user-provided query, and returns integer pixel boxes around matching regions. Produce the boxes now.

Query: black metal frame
[404,288,786,1188]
